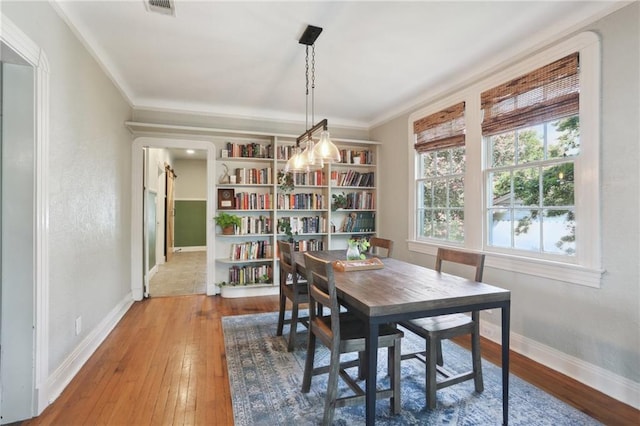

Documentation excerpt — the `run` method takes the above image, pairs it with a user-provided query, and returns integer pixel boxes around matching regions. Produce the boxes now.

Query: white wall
[371,2,639,405]
[2,0,133,412]
[174,159,207,200]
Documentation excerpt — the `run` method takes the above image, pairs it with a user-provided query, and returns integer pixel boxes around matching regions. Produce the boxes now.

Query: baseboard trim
[174,246,206,252]
[44,293,134,405]
[480,321,640,409]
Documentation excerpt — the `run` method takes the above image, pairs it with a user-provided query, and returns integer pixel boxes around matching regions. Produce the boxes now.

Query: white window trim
[408,32,603,288]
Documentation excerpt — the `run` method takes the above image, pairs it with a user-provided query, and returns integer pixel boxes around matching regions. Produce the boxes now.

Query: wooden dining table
[293,250,512,425]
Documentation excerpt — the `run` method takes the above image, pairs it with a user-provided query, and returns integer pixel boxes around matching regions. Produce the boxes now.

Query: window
[408,33,601,287]
[483,53,579,258]
[486,118,578,256]
[414,102,466,243]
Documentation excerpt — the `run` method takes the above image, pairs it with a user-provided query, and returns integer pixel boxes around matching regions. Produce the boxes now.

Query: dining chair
[398,247,485,409]
[276,240,309,352]
[368,236,393,258]
[301,253,404,425]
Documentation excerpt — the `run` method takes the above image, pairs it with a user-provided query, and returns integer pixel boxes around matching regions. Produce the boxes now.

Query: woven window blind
[413,102,465,153]
[481,52,579,136]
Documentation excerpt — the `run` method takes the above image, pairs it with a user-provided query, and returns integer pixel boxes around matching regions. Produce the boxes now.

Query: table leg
[365,321,379,425]
[502,301,511,425]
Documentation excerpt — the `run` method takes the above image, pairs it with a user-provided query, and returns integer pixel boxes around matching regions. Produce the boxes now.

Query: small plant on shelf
[258,273,270,284]
[277,171,295,193]
[278,218,295,242]
[214,212,241,235]
[332,192,348,210]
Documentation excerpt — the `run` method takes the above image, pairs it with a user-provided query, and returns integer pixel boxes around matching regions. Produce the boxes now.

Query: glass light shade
[312,130,341,163]
[299,139,323,171]
[284,147,307,172]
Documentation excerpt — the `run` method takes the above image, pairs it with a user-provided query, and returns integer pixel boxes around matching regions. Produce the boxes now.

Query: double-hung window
[414,102,466,243]
[483,53,579,258]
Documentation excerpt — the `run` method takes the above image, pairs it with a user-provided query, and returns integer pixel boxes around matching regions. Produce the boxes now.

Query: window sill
[407,240,603,288]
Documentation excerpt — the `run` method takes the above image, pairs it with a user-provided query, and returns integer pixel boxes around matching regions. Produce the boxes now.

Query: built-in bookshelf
[214,135,379,297]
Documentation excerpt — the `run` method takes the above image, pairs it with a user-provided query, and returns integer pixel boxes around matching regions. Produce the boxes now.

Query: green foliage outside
[489,116,579,254]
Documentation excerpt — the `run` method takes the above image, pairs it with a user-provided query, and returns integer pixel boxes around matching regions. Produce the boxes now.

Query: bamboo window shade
[413,102,465,153]
[481,52,579,136]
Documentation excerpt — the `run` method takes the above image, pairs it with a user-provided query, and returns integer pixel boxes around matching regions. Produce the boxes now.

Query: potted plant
[278,218,295,243]
[332,192,348,210]
[346,238,370,260]
[214,212,241,235]
[278,171,295,193]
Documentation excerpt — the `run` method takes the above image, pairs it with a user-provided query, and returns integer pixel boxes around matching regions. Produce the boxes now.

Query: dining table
[293,250,512,425]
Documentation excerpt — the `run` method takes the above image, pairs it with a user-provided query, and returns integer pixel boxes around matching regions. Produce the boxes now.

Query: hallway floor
[149,250,206,297]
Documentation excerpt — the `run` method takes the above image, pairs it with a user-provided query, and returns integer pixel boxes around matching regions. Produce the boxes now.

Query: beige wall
[371,2,640,393]
[2,0,134,408]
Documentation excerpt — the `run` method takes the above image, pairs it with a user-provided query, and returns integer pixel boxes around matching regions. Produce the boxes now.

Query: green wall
[175,200,206,247]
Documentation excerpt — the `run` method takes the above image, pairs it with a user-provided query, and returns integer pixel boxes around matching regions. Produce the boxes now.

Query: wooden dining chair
[301,253,404,425]
[276,240,309,352]
[398,247,485,409]
[368,236,393,258]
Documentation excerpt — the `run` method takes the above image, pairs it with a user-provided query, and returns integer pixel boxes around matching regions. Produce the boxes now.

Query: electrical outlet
[75,317,82,335]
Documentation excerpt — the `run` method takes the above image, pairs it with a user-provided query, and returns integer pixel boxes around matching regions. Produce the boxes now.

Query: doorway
[131,138,216,301]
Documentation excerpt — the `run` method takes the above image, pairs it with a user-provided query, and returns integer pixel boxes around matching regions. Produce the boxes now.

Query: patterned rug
[222,312,601,425]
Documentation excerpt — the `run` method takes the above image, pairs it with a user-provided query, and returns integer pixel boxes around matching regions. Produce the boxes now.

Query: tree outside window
[487,116,578,255]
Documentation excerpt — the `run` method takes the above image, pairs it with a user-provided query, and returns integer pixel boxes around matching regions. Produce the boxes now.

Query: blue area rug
[222,312,600,425]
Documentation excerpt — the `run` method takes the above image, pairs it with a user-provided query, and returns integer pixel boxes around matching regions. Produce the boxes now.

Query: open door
[165,164,176,262]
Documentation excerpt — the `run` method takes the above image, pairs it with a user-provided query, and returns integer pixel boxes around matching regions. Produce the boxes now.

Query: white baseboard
[44,293,134,406]
[480,321,640,409]
[174,246,206,252]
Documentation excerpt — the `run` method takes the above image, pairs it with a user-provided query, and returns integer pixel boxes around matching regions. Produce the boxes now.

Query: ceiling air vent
[145,0,175,16]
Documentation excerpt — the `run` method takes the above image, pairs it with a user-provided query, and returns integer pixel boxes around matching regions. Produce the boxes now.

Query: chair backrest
[304,253,341,346]
[277,240,297,285]
[368,237,393,258]
[435,247,485,282]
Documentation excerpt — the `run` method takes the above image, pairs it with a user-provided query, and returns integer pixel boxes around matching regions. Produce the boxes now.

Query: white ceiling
[52,0,620,129]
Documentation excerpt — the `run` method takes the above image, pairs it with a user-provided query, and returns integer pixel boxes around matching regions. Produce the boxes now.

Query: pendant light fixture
[285,25,341,173]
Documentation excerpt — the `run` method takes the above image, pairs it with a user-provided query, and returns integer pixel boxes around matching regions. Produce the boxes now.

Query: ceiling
[52,1,620,129]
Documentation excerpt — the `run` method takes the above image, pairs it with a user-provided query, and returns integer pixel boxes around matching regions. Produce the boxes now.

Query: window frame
[408,32,602,287]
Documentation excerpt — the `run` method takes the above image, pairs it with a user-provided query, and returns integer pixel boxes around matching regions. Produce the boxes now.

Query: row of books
[234,192,273,210]
[234,167,273,185]
[278,216,327,234]
[276,193,327,210]
[291,170,326,186]
[275,145,298,160]
[223,142,272,159]
[341,212,376,232]
[233,215,273,235]
[274,238,325,259]
[227,264,273,285]
[338,149,375,165]
[229,240,273,261]
[344,191,376,210]
[331,170,374,187]
[293,239,325,252]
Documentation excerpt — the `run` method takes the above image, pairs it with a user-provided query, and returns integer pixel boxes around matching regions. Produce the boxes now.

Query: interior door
[165,164,176,262]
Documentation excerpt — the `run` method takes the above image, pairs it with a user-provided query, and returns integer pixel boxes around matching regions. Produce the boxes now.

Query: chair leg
[287,299,300,352]
[436,338,444,366]
[301,332,316,393]
[390,338,402,414]
[426,336,438,409]
[276,292,286,337]
[323,348,341,426]
[471,326,484,393]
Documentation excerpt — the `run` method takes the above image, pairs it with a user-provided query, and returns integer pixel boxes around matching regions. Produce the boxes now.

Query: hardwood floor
[23,295,638,425]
